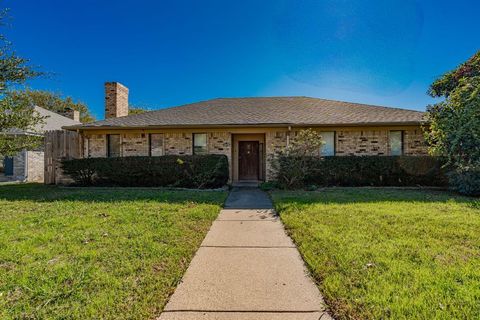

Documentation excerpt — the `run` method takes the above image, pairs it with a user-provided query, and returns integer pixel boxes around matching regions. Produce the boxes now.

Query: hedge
[273,155,449,188]
[61,155,229,188]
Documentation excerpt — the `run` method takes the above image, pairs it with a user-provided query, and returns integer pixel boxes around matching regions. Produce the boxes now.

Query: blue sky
[4,0,480,119]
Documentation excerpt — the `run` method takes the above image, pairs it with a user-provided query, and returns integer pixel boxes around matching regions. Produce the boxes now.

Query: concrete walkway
[158,188,331,320]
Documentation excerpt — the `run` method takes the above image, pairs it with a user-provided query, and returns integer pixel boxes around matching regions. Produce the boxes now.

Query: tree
[424,50,480,195]
[0,8,44,156]
[12,89,95,123]
[129,106,150,115]
[269,129,324,189]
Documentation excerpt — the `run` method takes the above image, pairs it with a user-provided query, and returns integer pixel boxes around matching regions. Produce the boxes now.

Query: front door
[238,141,259,180]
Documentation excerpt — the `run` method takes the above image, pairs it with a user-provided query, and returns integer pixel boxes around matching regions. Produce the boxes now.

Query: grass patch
[0,184,227,319]
[272,188,480,319]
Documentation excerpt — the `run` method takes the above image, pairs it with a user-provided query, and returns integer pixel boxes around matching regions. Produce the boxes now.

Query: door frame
[232,134,265,182]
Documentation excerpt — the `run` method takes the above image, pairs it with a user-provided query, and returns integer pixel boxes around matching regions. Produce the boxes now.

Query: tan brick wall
[105,82,129,119]
[265,131,288,156]
[265,130,289,180]
[85,134,106,157]
[336,130,389,156]
[208,131,231,158]
[164,133,192,155]
[404,129,428,155]
[26,151,44,182]
[79,126,428,183]
[121,133,148,157]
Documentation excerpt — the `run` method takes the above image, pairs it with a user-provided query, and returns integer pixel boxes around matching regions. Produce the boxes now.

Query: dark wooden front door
[238,141,259,180]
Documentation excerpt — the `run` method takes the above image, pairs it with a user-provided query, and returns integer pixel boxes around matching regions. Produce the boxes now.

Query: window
[320,131,335,156]
[149,134,164,156]
[107,134,121,157]
[193,133,208,155]
[389,131,403,155]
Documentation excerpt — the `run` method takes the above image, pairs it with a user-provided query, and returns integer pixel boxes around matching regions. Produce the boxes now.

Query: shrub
[272,155,449,189]
[62,155,229,188]
[61,158,97,186]
[259,181,278,191]
[447,167,480,196]
[269,129,324,189]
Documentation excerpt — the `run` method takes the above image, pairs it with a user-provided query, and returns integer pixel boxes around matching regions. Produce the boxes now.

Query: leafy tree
[0,8,44,156]
[269,129,324,189]
[129,106,150,115]
[424,50,480,195]
[12,89,95,123]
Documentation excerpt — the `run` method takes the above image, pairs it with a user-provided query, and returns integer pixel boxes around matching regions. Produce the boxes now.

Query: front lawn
[0,184,227,319]
[272,188,480,320]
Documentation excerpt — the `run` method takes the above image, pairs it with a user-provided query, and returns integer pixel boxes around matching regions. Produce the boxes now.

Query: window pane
[150,134,164,156]
[320,131,335,156]
[108,134,121,157]
[193,133,207,155]
[390,131,403,155]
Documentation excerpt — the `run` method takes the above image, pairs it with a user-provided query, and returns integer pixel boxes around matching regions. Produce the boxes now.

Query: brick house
[1,106,80,182]
[64,82,428,183]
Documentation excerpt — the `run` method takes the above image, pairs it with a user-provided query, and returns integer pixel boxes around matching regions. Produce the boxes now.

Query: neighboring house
[64,82,428,183]
[1,106,81,182]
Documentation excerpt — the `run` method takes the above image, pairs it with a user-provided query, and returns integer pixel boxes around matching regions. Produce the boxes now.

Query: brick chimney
[105,82,129,119]
[63,108,80,122]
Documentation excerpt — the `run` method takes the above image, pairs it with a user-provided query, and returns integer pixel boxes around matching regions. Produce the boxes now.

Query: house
[1,106,81,182]
[64,82,427,183]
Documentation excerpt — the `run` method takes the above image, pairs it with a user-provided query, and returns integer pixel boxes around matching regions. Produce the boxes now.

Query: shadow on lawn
[273,187,479,206]
[0,183,227,204]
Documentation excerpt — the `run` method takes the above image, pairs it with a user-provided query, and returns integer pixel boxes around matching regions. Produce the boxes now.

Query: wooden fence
[44,130,82,184]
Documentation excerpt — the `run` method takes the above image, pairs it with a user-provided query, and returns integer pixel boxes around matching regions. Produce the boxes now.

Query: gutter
[63,121,426,131]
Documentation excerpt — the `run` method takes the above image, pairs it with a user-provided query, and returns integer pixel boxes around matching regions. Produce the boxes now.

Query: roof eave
[63,121,426,131]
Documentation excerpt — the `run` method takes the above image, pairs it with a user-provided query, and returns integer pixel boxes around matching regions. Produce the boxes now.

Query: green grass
[272,188,480,320]
[0,184,227,319]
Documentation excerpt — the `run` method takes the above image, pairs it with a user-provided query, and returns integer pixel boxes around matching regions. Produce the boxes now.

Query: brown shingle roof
[68,97,425,129]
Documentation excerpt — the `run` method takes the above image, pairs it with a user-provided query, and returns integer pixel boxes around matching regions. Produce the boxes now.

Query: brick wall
[81,127,428,182]
[265,131,289,180]
[105,82,129,119]
[13,150,25,180]
[336,130,389,155]
[208,131,231,160]
[404,129,428,155]
[10,150,45,182]
[164,133,192,155]
[122,133,148,157]
[26,151,44,182]
[265,131,288,156]
[85,134,107,157]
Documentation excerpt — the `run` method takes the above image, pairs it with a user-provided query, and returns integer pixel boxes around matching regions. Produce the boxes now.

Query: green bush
[447,167,480,196]
[259,181,278,191]
[273,155,449,188]
[62,155,229,188]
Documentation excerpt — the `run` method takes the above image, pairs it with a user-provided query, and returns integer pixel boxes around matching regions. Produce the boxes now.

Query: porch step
[231,180,261,188]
